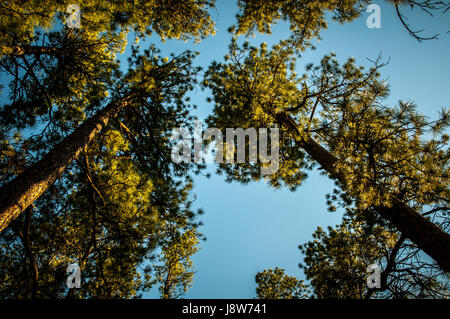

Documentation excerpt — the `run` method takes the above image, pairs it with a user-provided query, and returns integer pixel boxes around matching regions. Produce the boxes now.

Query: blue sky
[137,1,449,298]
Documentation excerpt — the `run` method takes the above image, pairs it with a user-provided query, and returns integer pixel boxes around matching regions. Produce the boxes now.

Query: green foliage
[233,0,364,50]
[154,230,200,299]
[203,40,309,190]
[0,0,216,51]
[255,267,310,299]
[300,218,396,298]
[299,210,449,298]
[204,39,449,213]
[0,0,210,299]
[0,0,448,299]
[233,0,449,48]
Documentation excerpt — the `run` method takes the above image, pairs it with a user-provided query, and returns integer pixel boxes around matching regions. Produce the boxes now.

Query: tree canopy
[255,267,310,299]
[0,0,448,298]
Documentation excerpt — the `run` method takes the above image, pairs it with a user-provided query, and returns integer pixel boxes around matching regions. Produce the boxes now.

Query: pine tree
[203,41,450,271]
[0,0,211,298]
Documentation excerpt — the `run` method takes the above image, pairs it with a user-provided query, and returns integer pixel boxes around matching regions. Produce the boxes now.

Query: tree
[0,48,205,298]
[256,202,448,299]
[386,0,449,41]
[203,41,449,271]
[0,0,448,299]
[298,207,449,298]
[0,48,202,232]
[234,0,449,48]
[255,267,310,299]
[0,0,215,230]
[2,0,448,250]
[154,230,200,299]
[0,0,212,298]
[0,46,205,296]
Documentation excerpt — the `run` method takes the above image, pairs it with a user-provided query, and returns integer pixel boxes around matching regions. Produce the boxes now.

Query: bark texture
[0,95,133,232]
[280,113,450,271]
[302,137,450,272]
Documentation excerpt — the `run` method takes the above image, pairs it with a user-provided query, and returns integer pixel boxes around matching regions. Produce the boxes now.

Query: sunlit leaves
[203,40,309,190]
[233,0,364,50]
[255,267,310,299]
[0,0,212,298]
[154,230,200,299]
[299,211,449,298]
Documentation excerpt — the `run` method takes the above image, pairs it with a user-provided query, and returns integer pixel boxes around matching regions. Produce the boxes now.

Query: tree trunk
[22,207,39,299]
[300,136,450,272]
[3,45,60,57]
[0,95,134,232]
[279,113,450,271]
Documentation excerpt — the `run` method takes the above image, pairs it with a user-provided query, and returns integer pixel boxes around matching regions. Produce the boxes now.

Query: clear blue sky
[138,0,450,298]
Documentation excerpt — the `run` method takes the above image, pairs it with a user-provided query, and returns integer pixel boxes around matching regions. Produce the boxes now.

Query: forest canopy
[0,0,448,298]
